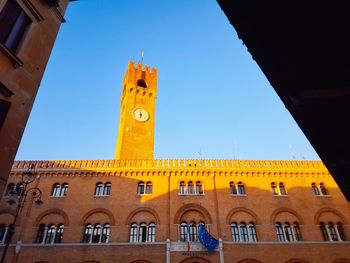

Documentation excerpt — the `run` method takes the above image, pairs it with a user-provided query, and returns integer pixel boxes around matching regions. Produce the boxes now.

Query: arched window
[92,224,102,243]
[61,183,68,196]
[130,223,138,243]
[231,222,239,242]
[196,181,203,195]
[137,182,145,195]
[312,182,320,195]
[276,222,302,242]
[312,182,328,196]
[178,221,205,242]
[148,222,156,242]
[51,183,68,197]
[231,222,257,242]
[293,222,302,241]
[271,182,278,195]
[320,222,329,241]
[0,224,7,244]
[319,183,327,195]
[129,222,157,243]
[180,222,188,242]
[337,222,346,241]
[189,221,197,242]
[237,182,245,195]
[82,223,109,243]
[240,223,249,242]
[248,223,257,242]
[101,224,110,243]
[137,79,147,88]
[5,183,15,196]
[275,223,285,241]
[328,222,338,241]
[139,223,147,243]
[278,182,287,195]
[145,182,153,194]
[103,182,111,196]
[284,223,294,241]
[35,224,46,243]
[45,225,56,244]
[16,183,24,196]
[54,224,64,243]
[83,224,93,243]
[179,181,186,195]
[0,224,13,244]
[229,182,237,195]
[187,181,194,194]
[95,182,104,196]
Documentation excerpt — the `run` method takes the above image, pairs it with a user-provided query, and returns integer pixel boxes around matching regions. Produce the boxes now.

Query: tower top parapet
[128,61,157,75]
[123,61,157,91]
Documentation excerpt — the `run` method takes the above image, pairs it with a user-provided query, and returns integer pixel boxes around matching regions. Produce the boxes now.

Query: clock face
[132,108,149,122]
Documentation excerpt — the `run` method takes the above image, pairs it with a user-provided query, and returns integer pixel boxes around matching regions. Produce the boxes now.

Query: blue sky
[16,1,319,161]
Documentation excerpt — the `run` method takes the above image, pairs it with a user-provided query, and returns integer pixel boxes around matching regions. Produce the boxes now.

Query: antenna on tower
[233,141,239,160]
[289,144,296,160]
[198,147,202,160]
[141,49,144,64]
[198,147,203,165]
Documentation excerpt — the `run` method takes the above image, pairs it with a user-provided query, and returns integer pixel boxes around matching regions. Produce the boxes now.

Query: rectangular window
[0,99,11,130]
[276,225,285,241]
[180,224,188,242]
[147,224,155,242]
[0,0,31,53]
[240,225,248,242]
[129,225,138,243]
[179,183,186,195]
[248,225,257,242]
[139,225,147,242]
[231,224,240,242]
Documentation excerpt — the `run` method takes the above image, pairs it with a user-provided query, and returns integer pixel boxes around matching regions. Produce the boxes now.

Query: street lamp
[0,164,43,263]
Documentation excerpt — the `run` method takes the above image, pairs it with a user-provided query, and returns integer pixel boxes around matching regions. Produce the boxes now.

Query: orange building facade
[0,0,73,196]
[1,159,350,263]
[1,62,350,263]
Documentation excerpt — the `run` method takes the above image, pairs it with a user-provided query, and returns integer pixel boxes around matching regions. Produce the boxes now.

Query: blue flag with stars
[198,224,219,253]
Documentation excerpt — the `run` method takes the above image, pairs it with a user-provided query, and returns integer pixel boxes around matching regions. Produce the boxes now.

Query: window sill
[94,195,110,197]
[82,242,109,245]
[50,196,66,198]
[273,195,288,197]
[315,195,331,198]
[137,194,153,196]
[178,193,205,196]
[230,194,247,197]
[231,241,258,243]
[129,241,156,244]
[0,43,23,68]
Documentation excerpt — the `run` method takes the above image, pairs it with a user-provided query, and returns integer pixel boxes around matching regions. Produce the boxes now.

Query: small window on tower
[137,79,147,88]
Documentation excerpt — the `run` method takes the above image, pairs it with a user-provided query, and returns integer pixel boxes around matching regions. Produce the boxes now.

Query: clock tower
[115,61,157,160]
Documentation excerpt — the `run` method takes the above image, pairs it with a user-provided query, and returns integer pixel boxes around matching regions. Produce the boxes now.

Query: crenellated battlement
[11,159,328,173]
[127,61,157,82]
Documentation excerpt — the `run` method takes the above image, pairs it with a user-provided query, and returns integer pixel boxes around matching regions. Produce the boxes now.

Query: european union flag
[198,224,219,253]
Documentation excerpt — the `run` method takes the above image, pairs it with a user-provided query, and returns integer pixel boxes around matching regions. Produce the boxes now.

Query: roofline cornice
[11,159,328,173]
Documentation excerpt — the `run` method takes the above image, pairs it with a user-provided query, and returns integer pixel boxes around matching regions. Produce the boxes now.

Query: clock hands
[133,108,149,122]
